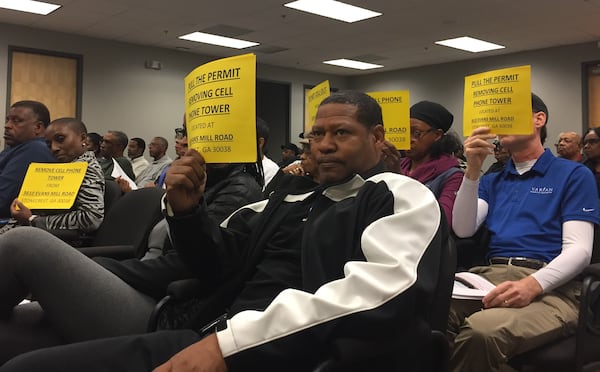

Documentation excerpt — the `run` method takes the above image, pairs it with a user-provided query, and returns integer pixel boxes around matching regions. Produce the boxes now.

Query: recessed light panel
[178,32,259,49]
[0,0,61,15]
[323,59,383,70]
[284,0,381,23]
[435,36,505,53]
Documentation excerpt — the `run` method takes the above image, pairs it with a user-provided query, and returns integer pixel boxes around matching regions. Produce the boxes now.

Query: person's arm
[462,127,495,181]
[0,163,27,217]
[153,333,227,372]
[215,173,441,369]
[452,127,494,237]
[533,220,594,291]
[452,176,488,237]
[10,199,33,225]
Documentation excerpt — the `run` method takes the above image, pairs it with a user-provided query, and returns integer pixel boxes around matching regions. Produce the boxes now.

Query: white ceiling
[2,0,600,76]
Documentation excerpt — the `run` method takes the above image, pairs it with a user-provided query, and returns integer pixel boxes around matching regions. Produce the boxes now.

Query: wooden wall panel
[10,51,78,119]
[589,65,600,128]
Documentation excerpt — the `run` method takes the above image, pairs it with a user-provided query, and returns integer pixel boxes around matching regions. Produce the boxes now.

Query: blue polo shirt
[479,149,600,262]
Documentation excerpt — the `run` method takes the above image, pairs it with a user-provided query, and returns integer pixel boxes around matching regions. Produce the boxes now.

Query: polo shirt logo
[530,186,553,194]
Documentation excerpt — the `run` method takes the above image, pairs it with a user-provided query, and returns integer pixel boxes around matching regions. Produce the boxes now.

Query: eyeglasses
[583,138,600,146]
[410,128,434,139]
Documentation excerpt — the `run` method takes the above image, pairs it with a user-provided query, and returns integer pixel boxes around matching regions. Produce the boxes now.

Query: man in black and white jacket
[2,91,444,372]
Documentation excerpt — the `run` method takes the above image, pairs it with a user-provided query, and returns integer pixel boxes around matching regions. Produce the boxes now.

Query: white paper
[111,158,138,190]
[452,272,496,300]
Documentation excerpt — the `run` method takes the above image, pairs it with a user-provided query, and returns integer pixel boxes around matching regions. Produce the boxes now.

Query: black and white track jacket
[168,171,443,371]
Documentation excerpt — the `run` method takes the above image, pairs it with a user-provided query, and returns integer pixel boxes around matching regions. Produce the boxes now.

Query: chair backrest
[103,180,122,216]
[590,224,600,264]
[419,213,456,372]
[93,187,165,257]
[429,235,457,332]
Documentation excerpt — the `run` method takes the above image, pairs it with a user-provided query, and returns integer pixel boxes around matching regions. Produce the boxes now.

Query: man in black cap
[278,142,300,168]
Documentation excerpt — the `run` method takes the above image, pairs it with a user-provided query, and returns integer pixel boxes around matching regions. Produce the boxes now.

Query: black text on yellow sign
[305,80,330,135]
[17,162,88,210]
[463,65,532,136]
[185,54,257,163]
[367,91,410,150]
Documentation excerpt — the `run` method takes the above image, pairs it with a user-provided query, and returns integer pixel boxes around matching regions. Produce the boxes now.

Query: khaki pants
[448,264,581,372]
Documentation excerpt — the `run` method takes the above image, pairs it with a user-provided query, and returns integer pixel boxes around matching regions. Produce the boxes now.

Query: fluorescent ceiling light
[178,32,259,49]
[0,0,61,15]
[284,0,381,23]
[435,36,505,53]
[323,59,383,70]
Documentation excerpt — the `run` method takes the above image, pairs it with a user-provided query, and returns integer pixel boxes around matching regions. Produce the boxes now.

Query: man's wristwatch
[28,215,38,225]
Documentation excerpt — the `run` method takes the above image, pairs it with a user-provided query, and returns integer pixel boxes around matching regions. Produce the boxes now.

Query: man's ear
[533,111,546,129]
[371,124,385,144]
[33,121,45,136]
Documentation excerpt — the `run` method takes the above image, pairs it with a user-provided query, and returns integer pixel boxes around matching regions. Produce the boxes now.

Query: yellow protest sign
[17,162,88,210]
[185,53,256,163]
[367,91,410,150]
[305,80,330,134]
[463,65,532,136]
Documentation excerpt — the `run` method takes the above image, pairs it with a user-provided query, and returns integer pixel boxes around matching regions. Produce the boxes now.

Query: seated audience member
[174,128,188,156]
[398,100,463,226]
[449,94,600,372]
[281,138,319,180]
[555,131,583,162]
[257,118,279,188]
[97,130,135,181]
[4,118,104,236]
[0,91,442,371]
[134,137,172,188]
[127,137,149,178]
[85,132,102,158]
[264,138,320,196]
[155,129,188,189]
[277,142,300,167]
[0,101,55,218]
[582,127,600,196]
[484,139,510,175]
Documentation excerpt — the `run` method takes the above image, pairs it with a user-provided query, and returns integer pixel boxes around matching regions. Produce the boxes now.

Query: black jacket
[166,172,445,371]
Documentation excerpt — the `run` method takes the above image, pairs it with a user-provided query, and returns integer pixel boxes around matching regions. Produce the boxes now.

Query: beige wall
[0,22,349,159]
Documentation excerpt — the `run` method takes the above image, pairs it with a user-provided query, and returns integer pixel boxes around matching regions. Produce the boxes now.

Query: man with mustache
[0,100,55,219]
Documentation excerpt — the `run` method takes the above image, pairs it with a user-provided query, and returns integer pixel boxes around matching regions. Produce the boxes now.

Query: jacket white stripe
[216,172,441,357]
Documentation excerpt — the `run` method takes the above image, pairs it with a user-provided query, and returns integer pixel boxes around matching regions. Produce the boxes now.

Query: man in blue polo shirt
[450,93,600,371]
[1,101,55,219]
